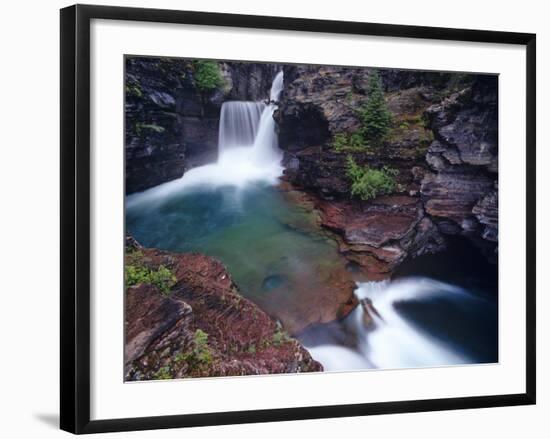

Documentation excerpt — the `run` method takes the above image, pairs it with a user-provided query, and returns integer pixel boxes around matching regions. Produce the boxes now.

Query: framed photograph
[60,4,536,434]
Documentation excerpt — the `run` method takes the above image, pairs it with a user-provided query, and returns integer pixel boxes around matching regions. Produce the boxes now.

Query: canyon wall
[275,65,498,273]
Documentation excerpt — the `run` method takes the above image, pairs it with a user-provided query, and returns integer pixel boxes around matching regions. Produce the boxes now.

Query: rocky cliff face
[125,238,322,381]
[125,57,279,194]
[276,65,498,274]
[421,77,498,260]
[221,62,280,101]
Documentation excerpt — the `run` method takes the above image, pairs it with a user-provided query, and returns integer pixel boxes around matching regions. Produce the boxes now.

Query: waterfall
[219,102,265,151]
[217,70,284,165]
[251,71,284,165]
[270,70,284,101]
[127,71,285,208]
[306,278,476,372]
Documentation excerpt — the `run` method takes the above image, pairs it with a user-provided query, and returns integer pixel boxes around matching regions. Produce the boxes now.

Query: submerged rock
[261,274,289,291]
[360,298,383,328]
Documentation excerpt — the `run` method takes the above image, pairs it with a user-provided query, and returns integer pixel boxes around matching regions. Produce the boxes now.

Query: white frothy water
[219,102,265,151]
[307,277,473,372]
[127,71,285,209]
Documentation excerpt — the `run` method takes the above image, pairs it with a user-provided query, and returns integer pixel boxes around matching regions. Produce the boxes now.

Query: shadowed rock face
[125,241,322,381]
[473,189,498,242]
[221,62,280,101]
[421,171,495,226]
[421,77,498,259]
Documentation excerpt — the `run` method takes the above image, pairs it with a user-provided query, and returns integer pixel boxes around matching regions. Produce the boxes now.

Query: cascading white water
[218,102,265,150]
[269,70,284,102]
[251,72,284,165]
[127,71,285,208]
[306,278,475,372]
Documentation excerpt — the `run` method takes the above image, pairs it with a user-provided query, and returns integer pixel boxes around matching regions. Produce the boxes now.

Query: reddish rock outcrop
[125,242,322,381]
[279,186,445,280]
[317,195,444,279]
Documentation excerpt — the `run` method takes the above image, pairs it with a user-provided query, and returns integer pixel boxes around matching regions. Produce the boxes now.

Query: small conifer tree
[359,70,392,145]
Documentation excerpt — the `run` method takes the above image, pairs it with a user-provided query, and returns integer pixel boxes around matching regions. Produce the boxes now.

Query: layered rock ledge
[125,238,322,381]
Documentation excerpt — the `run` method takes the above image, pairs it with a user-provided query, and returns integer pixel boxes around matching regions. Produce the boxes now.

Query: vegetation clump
[332,132,368,153]
[271,329,291,346]
[153,366,172,380]
[125,81,142,98]
[134,122,165,136]
[345,156,398,201]
[175,329,214,370]
[192,60,225,92]
[125,255,177,296]
[331,70,392,152]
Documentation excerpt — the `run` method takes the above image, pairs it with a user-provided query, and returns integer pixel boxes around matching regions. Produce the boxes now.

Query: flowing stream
[126,71,497,371]
[303,277,497,371]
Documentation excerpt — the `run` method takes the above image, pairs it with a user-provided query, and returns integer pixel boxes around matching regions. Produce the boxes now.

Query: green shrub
[271,329,291,346]
[192,60,224,92]
[125,264,177,296]
[153,366,172,380]
[358,70,393,145]
[175,329,213,369]
[125,81,142,98]
[332,132,368,152]
[134,123,165,136]
[346,156,398,201]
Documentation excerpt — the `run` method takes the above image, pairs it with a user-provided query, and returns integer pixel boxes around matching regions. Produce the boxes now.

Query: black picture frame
[60,4,536,434]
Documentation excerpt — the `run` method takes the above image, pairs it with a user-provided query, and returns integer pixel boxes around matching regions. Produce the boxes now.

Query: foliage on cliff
[346,156,398,201]
[192,60,225,92]
[331,70,392,152]
[332,132,368,152]
[125,249,177,295]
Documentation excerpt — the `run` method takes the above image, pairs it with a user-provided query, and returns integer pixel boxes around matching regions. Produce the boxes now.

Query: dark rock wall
[421,76,498,260]
[125,57,280,194]
[221,62,280,101]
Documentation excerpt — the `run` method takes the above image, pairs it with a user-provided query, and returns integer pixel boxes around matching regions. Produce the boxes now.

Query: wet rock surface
[312,192,444,279]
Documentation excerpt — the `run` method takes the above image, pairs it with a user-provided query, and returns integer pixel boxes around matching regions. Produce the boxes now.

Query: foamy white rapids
[307,277,473,372]
[127,71,285,209]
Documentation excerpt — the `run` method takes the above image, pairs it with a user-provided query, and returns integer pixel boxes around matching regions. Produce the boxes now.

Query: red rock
[125,246,322,381]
